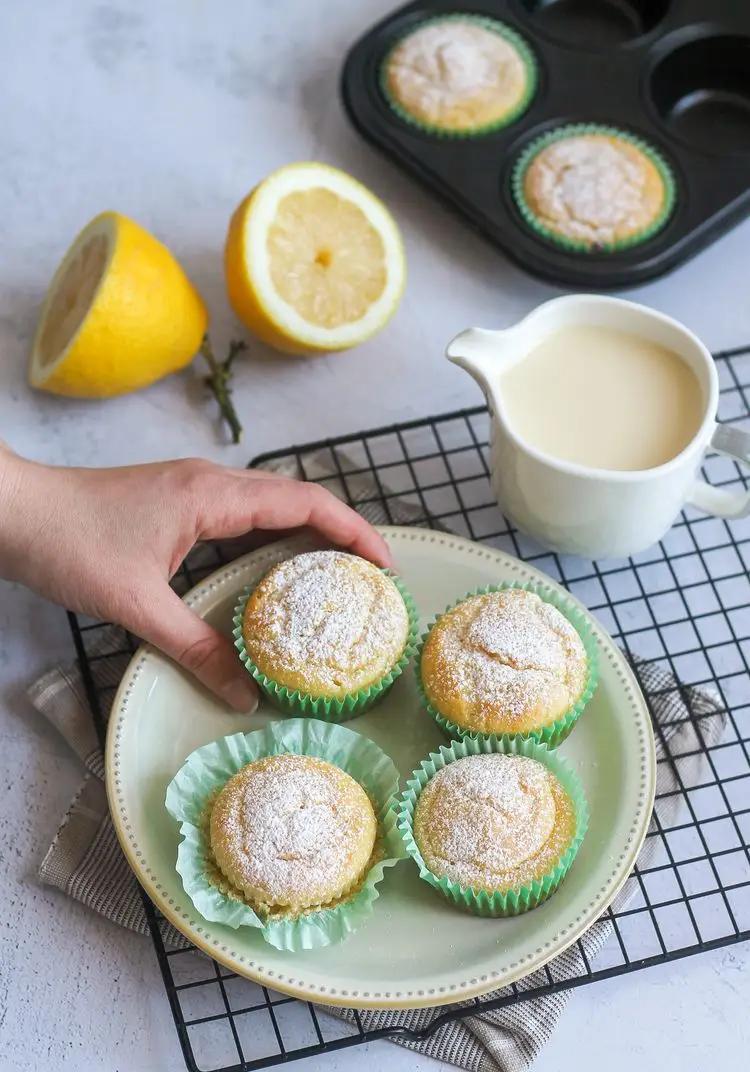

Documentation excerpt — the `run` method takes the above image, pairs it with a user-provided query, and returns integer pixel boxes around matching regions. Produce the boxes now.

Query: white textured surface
[0,1,748,1070]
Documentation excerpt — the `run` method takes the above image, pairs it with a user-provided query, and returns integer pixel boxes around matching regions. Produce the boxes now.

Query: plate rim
[105,526,656,1009]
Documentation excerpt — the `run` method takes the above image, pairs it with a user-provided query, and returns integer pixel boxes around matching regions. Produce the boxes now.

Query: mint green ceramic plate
[106,527,655,1010]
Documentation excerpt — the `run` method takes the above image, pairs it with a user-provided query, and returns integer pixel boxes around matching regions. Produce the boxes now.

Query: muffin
[419,587,591,742]
[209,753,377,915]
[414,753,576,895]
[166,718,404,950]
[397,737,589,915]
[514,125,675,251]
[237,549,416,718]
[381,15,536,136]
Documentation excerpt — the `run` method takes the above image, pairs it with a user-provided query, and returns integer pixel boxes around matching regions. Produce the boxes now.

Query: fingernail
[221,677,259,714]
[379,543,394,568]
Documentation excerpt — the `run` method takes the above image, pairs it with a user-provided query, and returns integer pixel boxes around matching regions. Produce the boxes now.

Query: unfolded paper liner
[379,12,538,139]
[415,580,599,749]
[511,122,677,253]
[396,734,589,917]
[164,718,405,951]
[232,571,420,722]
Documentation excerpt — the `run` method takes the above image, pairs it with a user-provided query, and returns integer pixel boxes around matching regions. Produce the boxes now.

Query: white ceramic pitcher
[447,295,750,559]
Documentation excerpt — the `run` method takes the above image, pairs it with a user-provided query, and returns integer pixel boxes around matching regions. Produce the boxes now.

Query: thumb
[134,585,259,713]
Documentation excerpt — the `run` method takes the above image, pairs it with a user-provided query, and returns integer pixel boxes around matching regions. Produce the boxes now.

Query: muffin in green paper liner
[416,581,598,748]
[396,735,589,917]
[511,123,676,253]
[380,13,538,138]
[164,718,405,951]
[233,550,419,722]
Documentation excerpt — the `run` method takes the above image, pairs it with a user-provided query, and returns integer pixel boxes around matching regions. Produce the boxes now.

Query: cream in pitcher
[447,296,750,559]
[500,325,704,472]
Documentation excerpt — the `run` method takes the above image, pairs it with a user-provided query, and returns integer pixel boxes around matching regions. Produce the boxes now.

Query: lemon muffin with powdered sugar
[209,753,377,916]
[514,125,675,251]
[413,752,577,899]
[418,587,592,744]
[381,14,536,136]
[236,549,417,719]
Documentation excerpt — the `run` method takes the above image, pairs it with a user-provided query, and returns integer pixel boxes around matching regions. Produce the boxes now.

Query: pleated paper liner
[511,122,677,253]
[233,571,420,722]
[379,13,538,139]
[396,735,589,917]
[165,718,405,951]
[416,581,599,749]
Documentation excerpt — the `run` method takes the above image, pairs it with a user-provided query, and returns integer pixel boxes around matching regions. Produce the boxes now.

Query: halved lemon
[29,212,208,397]
[224,162,405,355]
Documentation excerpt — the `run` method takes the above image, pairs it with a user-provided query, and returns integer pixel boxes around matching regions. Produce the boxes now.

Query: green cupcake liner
[511,122,676,253]
[233,570,420,722]
[416,580,599,749]
[165,718,406,951]
[396,735,589,916]
[379,13,538,139]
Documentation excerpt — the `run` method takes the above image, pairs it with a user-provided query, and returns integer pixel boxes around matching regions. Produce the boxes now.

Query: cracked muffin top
[520,131,670,250]
[413,753,576,892]
[419,589,587,734]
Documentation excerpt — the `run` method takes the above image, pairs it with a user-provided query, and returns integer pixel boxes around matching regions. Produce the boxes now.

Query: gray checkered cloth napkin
[28,454,727,1072]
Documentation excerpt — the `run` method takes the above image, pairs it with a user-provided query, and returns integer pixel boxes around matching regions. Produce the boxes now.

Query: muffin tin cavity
[650,35,750,155]
[342,1,750,286]
[520,0,669,48]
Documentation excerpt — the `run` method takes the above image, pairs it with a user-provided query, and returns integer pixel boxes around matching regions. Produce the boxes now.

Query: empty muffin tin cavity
[650,34,750,155]
[520,0,669,47]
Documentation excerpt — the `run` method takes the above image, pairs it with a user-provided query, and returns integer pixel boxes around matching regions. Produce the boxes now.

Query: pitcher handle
[688,424,750,519]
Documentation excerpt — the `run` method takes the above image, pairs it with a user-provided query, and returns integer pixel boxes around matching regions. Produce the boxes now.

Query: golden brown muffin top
[522,133,666,247]
[414,753,575,892]
[243,550,409,698]
[420,589,587,734]
[209,753,377,913]
[384,18,529,132]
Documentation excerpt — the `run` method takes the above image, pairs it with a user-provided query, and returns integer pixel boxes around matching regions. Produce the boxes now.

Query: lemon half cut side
[224,163,406,356]
[29,212,208,398]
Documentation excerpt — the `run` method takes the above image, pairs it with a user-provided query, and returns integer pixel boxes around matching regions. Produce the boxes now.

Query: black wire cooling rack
[67,347,750,1072]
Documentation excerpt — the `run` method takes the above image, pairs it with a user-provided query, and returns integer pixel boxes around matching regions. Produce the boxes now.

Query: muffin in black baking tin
[380,13,537,137]
[512,123,676,253]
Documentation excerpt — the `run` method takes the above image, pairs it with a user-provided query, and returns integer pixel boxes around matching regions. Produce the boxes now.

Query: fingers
[197,476,393,567]
[135,585,259,713]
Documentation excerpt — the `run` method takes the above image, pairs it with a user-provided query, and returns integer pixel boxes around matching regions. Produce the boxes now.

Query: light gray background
[0,2,748,1070]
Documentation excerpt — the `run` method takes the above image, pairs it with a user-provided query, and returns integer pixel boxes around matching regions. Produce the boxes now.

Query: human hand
[0,445,392,712]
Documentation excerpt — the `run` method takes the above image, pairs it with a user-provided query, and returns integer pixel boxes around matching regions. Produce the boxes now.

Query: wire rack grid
[67,347,750,1072]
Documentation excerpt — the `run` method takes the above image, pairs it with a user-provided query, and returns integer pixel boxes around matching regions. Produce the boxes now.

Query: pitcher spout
[446,327,507,406]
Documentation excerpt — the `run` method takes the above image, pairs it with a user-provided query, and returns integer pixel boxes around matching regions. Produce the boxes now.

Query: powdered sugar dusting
[415,754,564,889]
[243,550,409,694]
[468,599,568,671]
[422,590,587,732]
[386,19,527,129]
[525,134,664,244]
[210,754,376,912]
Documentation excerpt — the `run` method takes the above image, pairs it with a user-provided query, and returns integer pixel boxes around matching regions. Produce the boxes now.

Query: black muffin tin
[341,0,750,287]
